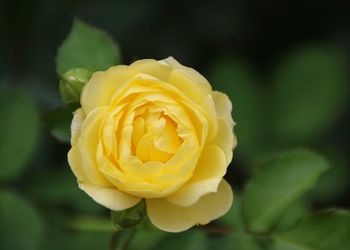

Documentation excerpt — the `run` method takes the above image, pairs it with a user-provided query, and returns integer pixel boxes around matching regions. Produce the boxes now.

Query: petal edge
[79,183,141,211]
[147,179,233,232]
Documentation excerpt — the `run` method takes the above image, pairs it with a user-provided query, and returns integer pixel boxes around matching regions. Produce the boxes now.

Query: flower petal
[168,67,217,142]
[79,183,141,211]
[67,145,87,182]
[73,107,109,185]
[212,91,235,129]
[130,59,172,81]
[147,179,233,232]
[162,57,212,93]
[71,108,85,146]
[166,145,227,206]
[211,118,236,164]
[212,91,237,163]
[81,65,136,114]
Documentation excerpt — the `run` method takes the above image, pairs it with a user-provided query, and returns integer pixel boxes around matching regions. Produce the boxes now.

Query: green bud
[59,68,92,104]
[111,200,146,229]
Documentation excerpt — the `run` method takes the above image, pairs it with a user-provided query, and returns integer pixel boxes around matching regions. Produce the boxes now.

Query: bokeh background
[1,0,349,249]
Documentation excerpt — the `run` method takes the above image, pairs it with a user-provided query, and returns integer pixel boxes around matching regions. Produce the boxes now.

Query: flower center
[131,107,183,163]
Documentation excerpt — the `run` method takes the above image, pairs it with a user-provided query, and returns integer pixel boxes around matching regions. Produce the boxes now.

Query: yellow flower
[68,57,237,232]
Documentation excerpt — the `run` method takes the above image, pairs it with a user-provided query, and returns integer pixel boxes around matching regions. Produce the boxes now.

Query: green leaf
[208,60,264,162]
[44,106,75,143]
[270,238,308,250]
[155,230,207,250]
[275,200,310,232]
[270,45,348,142]
[273,210,350,250]
[56,19,120,73]
[211,233,261,250]
[309,149,350,202]
[0,191,44,250]
[27,168,103,213]
[0,90,39,181]
[242,149,329,233]
[111,200,146,229]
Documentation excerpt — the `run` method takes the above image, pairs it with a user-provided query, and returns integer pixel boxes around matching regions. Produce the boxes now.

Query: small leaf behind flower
[0,90,39,181]
[242,149,328,233]
[27,168,103,213]
[56,19,120,73]
[44,106,75,143]
[111,200,146,229]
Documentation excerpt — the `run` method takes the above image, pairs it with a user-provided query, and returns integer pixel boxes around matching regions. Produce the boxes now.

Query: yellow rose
[68,57,237,232]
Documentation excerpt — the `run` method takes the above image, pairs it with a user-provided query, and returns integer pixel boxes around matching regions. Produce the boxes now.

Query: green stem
[122,228,137,250]
[109,228,137,250]
[109,231,119,250]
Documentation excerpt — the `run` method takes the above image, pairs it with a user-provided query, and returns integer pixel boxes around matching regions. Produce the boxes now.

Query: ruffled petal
[146,179,233,232]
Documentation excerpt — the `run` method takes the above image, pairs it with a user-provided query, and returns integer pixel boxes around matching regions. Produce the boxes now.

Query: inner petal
[131,105,183,163]
[153,115,182,154]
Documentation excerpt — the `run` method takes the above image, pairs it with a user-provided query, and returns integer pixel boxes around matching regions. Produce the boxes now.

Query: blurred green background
[0,0,349,249]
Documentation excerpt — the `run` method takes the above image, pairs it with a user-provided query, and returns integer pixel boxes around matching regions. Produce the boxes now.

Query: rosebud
[59,68,92,104]
[111,200,146,229]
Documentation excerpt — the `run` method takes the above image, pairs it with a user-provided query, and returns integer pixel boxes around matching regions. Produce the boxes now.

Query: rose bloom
[68,57,237,232]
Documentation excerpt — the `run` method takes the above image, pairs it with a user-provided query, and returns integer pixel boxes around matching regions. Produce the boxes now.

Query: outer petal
[211,118,235,164]
[211,91,237,163]
[147,180,233,232]
[71,107,109,186]
[130,59,172,81]
[212,91,235,129]
[81,65,136,113]
[71,108,85,146]
[166,145,227,206]
[79,183,141,211]
[162,57,212,93]
[67,145,87,182]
